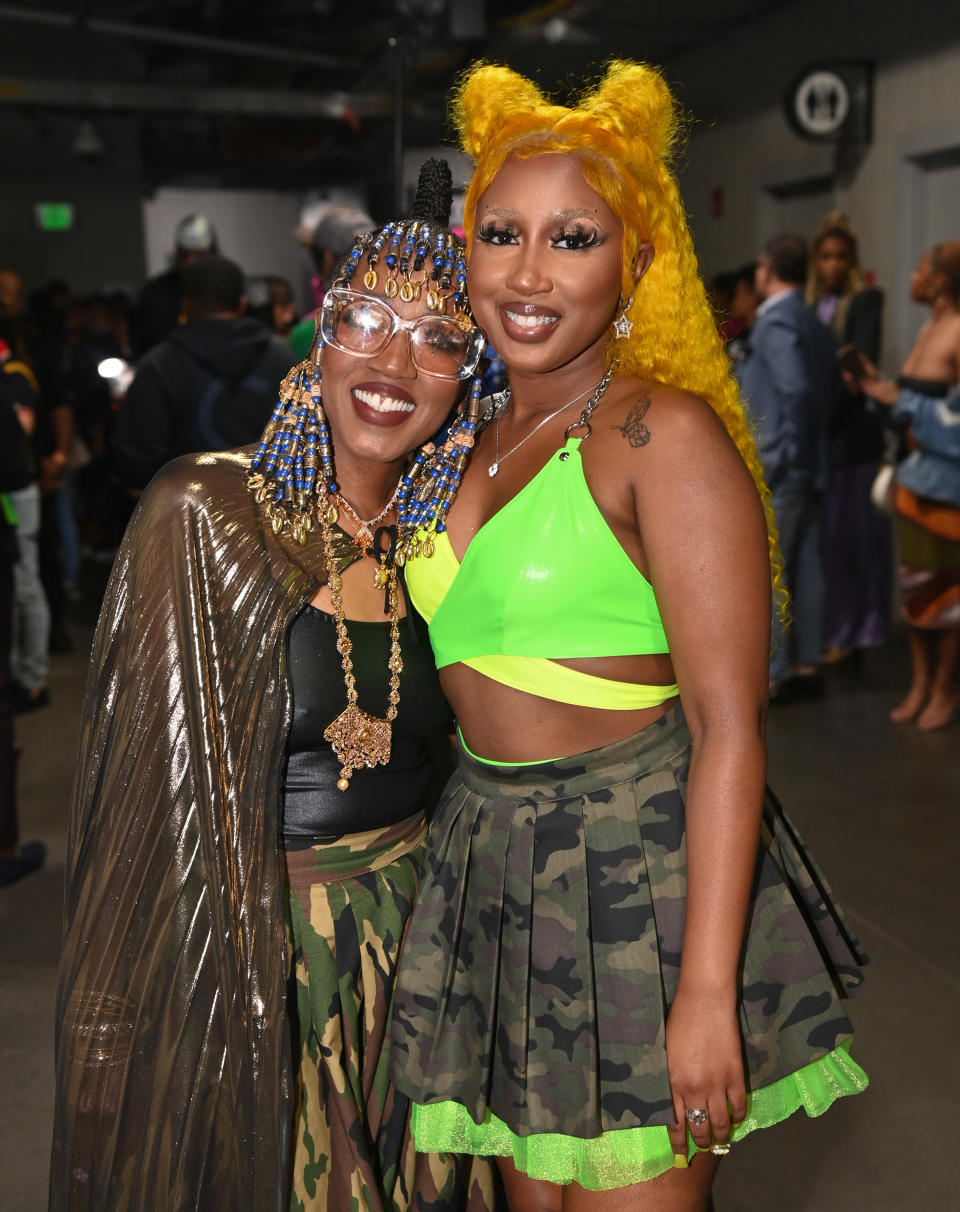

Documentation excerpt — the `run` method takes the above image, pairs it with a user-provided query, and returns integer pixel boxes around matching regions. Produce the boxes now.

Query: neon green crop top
[405,436,678,710]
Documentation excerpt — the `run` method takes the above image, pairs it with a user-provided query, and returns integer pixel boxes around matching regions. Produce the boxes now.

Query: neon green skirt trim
[410,1040,868,1190]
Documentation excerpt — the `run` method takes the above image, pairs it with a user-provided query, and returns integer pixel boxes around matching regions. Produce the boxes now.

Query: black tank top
[897,376,950,398]
[281,605,453,839]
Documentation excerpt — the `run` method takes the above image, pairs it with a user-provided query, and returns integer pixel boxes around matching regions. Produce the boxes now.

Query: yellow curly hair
[453,60,783,603]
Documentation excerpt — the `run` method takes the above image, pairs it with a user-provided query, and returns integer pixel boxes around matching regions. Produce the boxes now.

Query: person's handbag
[870,462,896,514]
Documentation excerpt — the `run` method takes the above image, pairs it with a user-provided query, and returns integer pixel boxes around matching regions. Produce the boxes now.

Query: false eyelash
[553,222,600,249]
[476,223,518,244]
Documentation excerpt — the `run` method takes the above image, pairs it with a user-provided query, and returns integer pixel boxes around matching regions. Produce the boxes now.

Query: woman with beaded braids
[50,161,497,1212]
[389,64,869,1210]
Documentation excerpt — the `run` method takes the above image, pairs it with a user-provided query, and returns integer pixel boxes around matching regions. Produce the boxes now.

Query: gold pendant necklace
[318,506,403,791]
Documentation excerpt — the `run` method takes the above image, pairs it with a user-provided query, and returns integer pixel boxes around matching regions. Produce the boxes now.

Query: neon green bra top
[405,436,678,710]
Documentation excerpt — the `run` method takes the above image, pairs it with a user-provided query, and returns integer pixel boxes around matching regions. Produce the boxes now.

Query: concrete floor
[1,619,958,1211]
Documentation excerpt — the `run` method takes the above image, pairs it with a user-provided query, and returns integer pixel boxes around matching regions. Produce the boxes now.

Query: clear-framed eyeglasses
[319,288,485,381]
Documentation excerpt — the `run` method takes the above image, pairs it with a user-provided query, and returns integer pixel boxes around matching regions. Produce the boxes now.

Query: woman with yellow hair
[390,62,868,1209]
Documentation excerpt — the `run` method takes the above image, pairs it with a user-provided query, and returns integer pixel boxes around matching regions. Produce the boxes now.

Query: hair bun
[813,210,857,240]
[583,61,679,163]
[454,63,547,161]
[409,157,454,228]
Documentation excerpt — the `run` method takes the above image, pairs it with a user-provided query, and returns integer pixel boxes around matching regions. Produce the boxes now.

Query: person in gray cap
[289,204,374,359]
[133,213,219,357]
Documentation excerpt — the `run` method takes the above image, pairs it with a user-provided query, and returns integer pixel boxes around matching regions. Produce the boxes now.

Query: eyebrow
[480,206,604,223]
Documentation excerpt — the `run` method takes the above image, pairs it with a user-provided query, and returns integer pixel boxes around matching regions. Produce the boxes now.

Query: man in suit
[735,233,837,700]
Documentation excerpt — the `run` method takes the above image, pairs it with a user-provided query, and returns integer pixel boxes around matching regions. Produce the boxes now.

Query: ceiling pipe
[0,4,339,67]
[0,77,392,119]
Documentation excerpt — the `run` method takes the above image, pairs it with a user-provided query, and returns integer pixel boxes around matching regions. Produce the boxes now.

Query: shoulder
[129,338,179,379]
[138,447,256,519]
[592,379,741,474]
[852,286,883,308]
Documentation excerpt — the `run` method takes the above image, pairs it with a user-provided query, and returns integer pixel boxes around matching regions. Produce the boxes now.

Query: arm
[39,403,75,494]
[629,391,771,1152]
[763,313,814,474]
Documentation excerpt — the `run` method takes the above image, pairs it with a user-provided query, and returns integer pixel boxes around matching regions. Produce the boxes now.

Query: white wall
[142,187,310,309]
[680,44,960,371]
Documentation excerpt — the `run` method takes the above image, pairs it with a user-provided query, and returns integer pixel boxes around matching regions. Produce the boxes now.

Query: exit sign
[35,203,74,232]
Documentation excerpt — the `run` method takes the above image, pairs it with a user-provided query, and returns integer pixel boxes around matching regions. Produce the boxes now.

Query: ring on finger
[711,1143,731,1156]
[685,1107,709,1128]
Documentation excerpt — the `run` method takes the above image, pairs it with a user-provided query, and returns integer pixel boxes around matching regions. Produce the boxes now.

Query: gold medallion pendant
[318,497,404,791]
[324,704,393,790]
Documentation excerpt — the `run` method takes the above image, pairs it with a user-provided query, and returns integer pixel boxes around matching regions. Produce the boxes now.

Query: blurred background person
[807,212,889,667]
[857,241,960,729]
[133,213,218,357]
[113,255,296,492]
[245,274,298,339]
[855,364,960,730]
[289,203,375,360]
[726,261,761,362]
[735,234,836,701]
[0,371,45,884]
[1,300,52,711]
[65,292,136,560]
[1,268,77,655]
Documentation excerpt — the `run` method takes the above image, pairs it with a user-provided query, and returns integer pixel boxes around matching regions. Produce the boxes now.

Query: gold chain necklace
[318,504,403,791]
[488,376,604,477]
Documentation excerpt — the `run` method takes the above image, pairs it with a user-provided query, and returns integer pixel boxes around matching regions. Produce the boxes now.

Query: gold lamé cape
[50,449,353,1211]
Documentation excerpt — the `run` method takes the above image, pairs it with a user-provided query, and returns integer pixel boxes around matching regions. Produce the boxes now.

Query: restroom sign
[785,62,873,143]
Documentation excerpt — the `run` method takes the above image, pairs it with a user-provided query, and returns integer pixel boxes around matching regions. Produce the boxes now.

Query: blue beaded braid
[395,376,483,562]
[247,344,339,542]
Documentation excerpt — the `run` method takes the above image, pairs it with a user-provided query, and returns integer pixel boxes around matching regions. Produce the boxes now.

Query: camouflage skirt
[390,706,868,1186]
[283,816,497,1211]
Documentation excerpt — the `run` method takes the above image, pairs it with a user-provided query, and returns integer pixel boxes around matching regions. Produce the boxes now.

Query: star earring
[613,295,634,339]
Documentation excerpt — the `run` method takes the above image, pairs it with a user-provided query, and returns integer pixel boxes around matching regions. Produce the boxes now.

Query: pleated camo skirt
[283,816,498,1212]
[389,705,869,1190]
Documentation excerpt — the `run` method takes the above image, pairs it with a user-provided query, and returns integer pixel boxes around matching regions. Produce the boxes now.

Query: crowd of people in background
[711,218,960,728]
[2,203,959,887]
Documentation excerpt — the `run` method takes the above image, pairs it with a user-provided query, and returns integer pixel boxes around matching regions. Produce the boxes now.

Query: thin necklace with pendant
[488,375,605,477]
[331,477,404,552]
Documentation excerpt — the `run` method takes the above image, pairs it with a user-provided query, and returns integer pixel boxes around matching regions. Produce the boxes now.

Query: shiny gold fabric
[50,450,357,1211]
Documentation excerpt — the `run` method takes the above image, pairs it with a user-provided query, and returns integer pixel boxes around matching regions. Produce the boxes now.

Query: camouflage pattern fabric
[283,815,499,1211]
[390,705,867,1142]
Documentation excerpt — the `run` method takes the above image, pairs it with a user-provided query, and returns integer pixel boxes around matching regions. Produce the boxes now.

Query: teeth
[354,388,415,413]
[505,310,558,329]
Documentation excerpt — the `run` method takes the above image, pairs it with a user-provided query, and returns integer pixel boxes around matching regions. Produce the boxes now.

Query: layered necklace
[488,374,607,477]
[318,483,404,790]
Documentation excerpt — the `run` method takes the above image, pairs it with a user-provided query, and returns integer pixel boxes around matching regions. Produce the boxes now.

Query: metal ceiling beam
[0,3,340,67]
[0,76,392,119]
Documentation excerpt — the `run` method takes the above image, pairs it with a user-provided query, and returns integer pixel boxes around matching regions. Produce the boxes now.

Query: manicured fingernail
[673,1152,689,1169]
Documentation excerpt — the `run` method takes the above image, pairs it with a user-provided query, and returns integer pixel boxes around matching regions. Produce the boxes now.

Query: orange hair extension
[453,60,784,608]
